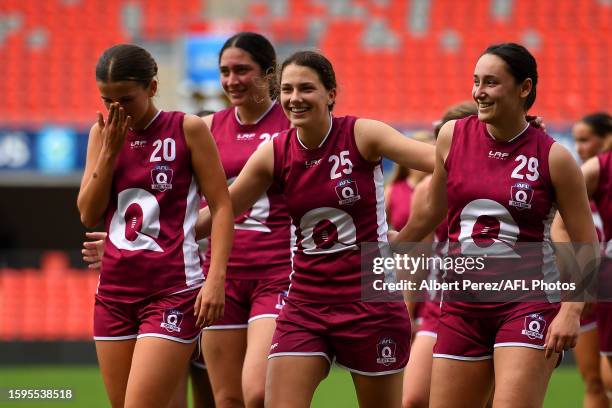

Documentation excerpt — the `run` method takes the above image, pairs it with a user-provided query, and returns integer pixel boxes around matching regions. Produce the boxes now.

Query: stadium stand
[0,252,98,340]
[0,0,609,128]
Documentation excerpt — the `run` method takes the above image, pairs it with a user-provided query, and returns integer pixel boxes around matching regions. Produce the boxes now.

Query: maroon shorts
[93,289,201,343]
[433,303,560,360]
[414,301,441,337]
[596,302,612,355]
[269,298,411,376]
[204,276,289,330]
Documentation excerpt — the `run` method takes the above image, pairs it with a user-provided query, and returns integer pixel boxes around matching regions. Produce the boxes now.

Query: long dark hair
[483,43,538,111]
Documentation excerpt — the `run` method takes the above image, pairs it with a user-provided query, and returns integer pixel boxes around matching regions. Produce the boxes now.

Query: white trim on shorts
[93,334,138,341]
[203,324,249,330]
[601,351,612,356]
[248,314,279,323]
[415,330,437,338]
[433,353,493,361]
[137,333,200,344]
[494,342,545,350]
[169,284,203,296]
[335,362,405,377]
[579,321,597,333]
[191,361,207,370]
[268,352,331,365]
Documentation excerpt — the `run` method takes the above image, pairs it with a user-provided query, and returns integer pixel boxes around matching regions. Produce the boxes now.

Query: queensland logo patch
[335,179,361,205]
[275,290,288,310]
[151,165,173,191]
[509,182,533,210]
[521,313,546,340]
[376,338,397,366]
[160,309,183,333]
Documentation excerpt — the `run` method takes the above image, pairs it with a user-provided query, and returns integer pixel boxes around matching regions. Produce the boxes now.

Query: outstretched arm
[394,121,454,243]
[354,118,435,173]
[195,140,275,241]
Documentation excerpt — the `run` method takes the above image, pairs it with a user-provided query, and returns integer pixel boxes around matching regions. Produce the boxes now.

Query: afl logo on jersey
[335,179,361,205]
[151,165,174,191]
[161,309,183,333]
[509,182,533,210]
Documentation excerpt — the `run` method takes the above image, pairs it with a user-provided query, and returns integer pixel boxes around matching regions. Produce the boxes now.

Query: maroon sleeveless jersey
[100,111,203,301]
[204,103,292,279]
[387,180,413,230]
[594,152,612,243]
[444,115,557,315]
[594,151,612,299]
[273,116,388,303]
[590,202,604,242]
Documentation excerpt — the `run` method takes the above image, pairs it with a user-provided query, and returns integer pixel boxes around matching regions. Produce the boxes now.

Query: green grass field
[0,365,583,407]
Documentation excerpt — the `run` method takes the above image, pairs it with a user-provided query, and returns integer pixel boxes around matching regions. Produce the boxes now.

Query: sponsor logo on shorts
[509,182,533,210]
[376,338,397,366]
[275,290,288,310]
[270,342,279,351]
[521,313,546,340]
[335,179,361,205]
[160,309,183,333]
[151,165,173,191]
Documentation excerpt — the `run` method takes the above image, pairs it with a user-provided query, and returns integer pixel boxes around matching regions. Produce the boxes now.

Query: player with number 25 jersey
[269,115,412,375]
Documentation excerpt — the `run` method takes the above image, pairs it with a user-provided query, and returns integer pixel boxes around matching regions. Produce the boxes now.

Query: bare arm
[394,121,454,243]
[545,143,600,357]
[551,156,601,243]
[184,114,234,327]
[77,103,131,228]
[582,156,601,198]
[354,118,435,173]
[201,113,213,129]
[194,140,275,240]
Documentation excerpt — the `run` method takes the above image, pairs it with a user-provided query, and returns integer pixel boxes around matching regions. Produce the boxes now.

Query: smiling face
[97,80,156,128]
[472,53,531,125]
[219,47,268,107]
[279,63,336,128]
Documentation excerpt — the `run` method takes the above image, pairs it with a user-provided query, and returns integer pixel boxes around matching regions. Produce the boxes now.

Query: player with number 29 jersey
[444,115,558,313]
[434,115,561,360]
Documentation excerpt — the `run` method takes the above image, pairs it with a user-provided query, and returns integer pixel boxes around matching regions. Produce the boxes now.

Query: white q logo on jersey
[300,207,357,255]
[458,199,520,258]
[109,188,163,252]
